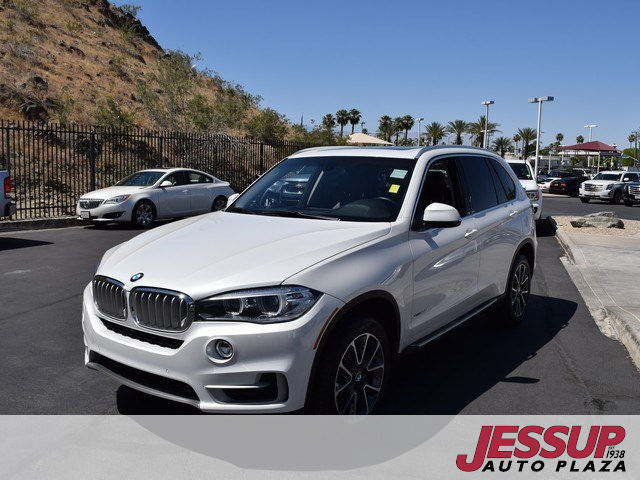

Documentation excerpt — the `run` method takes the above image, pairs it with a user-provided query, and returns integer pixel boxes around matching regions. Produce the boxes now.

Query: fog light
[206,339,234,361]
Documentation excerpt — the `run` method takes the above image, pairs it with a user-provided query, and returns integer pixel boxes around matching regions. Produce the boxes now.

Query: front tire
[211,195,227,211]
[310,316,391,415]
[611,190,622,204]
[131,200,156,228]
[498,254,531,325]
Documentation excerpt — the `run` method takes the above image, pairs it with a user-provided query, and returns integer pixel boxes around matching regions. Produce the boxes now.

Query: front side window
[507,162,533,180]
[116,171,164,186]
[622,173,638,182]
[458,157,499,214]
[415,157,465,220]
[162,171,188,186]
[230,156,416,222]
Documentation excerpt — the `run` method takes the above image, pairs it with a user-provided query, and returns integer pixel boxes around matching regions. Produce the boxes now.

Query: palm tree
[425,121,446,146]
[517,127,537,160]
[628,133,636,149]
[467,116,499,147]
[399,115,415,143]
[348,109,361,134]
[445,120,468,145]
[555,133,564,145]
[336,109,349,137]
[392,117,403,145]
[321,114,336,131]
[492,136,513,157]
[576,135,584,144]
[378,115,393,142]
[512,133,521,156]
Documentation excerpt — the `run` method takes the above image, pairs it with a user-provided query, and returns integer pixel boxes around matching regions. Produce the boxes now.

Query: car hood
[97,212,391,299]
[80,186,148,199]
[518,179,539,191]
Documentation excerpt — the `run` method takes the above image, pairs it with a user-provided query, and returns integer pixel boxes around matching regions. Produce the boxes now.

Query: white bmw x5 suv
[82,146,536,414]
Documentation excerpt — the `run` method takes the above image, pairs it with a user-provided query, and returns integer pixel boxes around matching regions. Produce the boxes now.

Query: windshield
[230,156,416,222]
[116,171,164,186]
[508,163,533,180]
[593,173,622,181]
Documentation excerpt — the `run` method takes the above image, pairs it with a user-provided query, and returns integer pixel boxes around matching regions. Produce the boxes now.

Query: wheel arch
[132,197,157,217]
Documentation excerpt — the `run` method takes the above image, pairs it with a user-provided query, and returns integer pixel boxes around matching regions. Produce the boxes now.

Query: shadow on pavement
[380,294,576,413]
[536,216,557,237]
[116,293,577,415]
[0,237,53,251]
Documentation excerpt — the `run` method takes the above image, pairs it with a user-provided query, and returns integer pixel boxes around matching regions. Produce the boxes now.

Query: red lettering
[515,425,543,458]
[540,425,569,458]
[566,426,599,458]
[456,426,492,472]
[487,426,518,458]
[594,426,625,457]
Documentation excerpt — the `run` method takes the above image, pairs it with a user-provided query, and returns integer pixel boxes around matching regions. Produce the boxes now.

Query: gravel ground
[554,215,640,237]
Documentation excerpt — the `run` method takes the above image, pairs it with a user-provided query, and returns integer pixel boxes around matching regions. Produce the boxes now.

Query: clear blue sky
[128,0,639,148]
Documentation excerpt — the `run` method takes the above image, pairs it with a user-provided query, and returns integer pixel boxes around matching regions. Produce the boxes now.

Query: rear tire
[309,316,391,415]
[580,198,590,203]
[131,200,156,228]
[497,254,531,326]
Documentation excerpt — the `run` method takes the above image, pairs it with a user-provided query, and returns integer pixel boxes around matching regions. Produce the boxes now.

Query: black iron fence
[0,120,314,220]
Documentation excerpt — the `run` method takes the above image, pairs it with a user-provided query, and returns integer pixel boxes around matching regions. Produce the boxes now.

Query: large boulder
[570,212,624,229]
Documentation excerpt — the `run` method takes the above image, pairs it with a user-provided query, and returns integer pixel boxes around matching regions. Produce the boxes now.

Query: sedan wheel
[334,333,385,415]
[510,261,530,319]
[211,196,227,211]
[133,202,155,228]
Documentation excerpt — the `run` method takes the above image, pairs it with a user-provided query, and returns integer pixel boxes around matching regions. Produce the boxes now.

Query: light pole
[481,100,494,148]
[583,125,596,168]
[416,117,424,146]
[529,96,554,178]
[360,121,366,133]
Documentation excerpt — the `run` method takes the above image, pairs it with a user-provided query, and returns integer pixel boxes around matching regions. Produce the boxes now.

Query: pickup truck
[0,170,16,218]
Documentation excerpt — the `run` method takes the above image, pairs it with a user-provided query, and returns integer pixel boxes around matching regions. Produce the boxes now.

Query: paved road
[543,194,640,220]
[1,220,639,414]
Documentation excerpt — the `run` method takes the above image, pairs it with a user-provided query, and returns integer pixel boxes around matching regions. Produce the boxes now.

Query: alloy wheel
[510,262,530,318]
[135,203,153,226]
[212,197,227,211]
[334,332,385,415]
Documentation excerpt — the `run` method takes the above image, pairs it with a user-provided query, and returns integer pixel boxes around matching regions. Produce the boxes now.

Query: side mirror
[421,203,461,229]
[159,180,173,188]
[226,193,240,206]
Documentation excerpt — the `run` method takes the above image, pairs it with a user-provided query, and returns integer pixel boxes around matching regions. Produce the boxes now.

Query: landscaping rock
[570,213,624,229]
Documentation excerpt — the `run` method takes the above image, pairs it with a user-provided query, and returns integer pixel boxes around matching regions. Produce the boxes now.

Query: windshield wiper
[225,206,256,215]
[261,210,340,221]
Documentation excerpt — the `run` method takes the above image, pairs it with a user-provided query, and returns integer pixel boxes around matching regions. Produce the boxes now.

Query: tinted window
[486,159,508,204]
[187,171,212,184]
[163,171,188,186]
[623,173,638,182]
[416,158,465,219]
[459,157,498,213]
[490,160,517,201]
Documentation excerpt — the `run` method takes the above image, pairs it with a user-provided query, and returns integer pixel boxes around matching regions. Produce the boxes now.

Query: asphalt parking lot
[1,196,639,414]
[544,194,640,220]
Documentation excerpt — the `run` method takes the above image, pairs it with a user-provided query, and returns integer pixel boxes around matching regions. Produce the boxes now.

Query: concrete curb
[0,216,83,233]
[552,215,640,372]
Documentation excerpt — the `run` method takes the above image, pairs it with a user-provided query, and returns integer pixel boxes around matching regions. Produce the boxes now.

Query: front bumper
[82,283,343,412]
[578,188,613,200]
[76,201,133,222]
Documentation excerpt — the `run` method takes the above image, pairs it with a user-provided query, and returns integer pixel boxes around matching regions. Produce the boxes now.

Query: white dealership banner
[0,415,637,479]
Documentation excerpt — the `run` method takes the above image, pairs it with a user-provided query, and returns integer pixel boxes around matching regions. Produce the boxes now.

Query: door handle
[509,210,518,217]
[464,229,478,238]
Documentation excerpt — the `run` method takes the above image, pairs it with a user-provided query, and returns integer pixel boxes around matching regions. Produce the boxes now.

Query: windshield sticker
[390,169,408,179]
[389,184,400,194]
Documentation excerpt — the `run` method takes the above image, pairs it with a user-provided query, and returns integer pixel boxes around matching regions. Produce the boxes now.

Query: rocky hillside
[0,0,262,134]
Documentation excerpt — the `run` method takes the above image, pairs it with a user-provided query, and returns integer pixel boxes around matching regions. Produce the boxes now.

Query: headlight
[195,286,321,324]
[104,194,131,204]
[605,184,613,191]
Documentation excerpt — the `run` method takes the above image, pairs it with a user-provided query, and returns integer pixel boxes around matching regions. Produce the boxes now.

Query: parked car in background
[0,169,16,219]
[548,174,587,197]
[77,168,235,227]
[578,170,640,204]
[507,160,542,220]
[83,146,536,414]
[538,171,574,193]
[622,179,640,206]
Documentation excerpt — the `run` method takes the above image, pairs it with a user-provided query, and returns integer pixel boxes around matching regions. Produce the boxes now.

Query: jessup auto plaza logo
[456,425,627,473]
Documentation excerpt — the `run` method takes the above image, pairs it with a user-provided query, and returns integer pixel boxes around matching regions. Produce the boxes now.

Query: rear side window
[187,171,212,184]
[458,157,498,213]
[486,159,508,204]
[489,159,517,201]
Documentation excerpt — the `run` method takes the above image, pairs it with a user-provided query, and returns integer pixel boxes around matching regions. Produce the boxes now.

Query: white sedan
[77,168,235,227]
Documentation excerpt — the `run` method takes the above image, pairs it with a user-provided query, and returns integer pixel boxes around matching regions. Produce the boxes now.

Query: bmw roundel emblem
[130,272,144,282]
